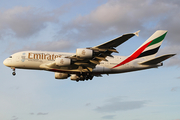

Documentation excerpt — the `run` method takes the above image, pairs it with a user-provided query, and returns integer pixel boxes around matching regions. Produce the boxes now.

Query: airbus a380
[3,30,175,82]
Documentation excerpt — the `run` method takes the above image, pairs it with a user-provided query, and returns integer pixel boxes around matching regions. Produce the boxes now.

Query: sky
[0,0,180,120]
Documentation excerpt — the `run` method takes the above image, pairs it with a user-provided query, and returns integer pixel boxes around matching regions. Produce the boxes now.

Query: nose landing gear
[12,68,16,76]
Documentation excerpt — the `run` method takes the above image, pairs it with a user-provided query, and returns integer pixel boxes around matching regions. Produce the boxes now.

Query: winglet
[134,30,140,37]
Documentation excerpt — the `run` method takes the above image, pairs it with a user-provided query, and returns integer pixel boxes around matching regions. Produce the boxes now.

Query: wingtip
[134,30,140,37]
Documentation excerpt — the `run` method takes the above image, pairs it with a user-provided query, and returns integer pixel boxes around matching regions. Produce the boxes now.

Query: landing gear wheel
[12,72,16,76]
[12,68,16,76]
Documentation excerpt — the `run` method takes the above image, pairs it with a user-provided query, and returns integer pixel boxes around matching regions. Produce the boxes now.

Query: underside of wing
[36,31,141,81]
[40,31,139,74]
[83,31,139,67]
[93,31,139,48]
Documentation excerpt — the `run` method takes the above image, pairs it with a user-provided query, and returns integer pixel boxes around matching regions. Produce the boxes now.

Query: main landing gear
[12,68,16,76]
[75,73,94,82]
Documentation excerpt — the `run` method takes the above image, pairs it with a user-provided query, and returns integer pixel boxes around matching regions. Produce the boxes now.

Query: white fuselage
[3,51,161,74]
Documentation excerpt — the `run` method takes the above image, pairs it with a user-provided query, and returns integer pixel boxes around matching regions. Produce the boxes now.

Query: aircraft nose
[3,59,9,66]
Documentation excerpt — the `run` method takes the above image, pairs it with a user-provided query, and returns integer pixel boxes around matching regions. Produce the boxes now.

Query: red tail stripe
[112,40,152,69]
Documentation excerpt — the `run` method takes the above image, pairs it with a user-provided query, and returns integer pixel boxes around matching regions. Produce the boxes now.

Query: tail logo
[112,41,152,68]
[112,31,167,69]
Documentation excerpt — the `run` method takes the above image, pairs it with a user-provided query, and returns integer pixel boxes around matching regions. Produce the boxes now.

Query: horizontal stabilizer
[139,54,176,65]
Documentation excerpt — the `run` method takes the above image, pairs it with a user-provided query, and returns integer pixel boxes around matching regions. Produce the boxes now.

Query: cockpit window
[9,56,12,58]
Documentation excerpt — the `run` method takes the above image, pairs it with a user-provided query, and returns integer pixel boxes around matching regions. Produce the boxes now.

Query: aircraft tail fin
[139,54,176,65]
[131,30,168,60]
[112,30,169,69]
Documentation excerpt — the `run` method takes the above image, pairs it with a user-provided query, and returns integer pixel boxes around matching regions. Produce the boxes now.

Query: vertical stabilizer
[112,30,168,69]
[133,30,167,60]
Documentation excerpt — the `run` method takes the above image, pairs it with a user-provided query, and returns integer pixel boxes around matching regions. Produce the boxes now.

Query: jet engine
[55,58,71,66]
[76,48,93,58]
[55,72,69,79]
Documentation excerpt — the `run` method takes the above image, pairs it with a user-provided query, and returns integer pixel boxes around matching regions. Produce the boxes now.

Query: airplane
[3,30,175,82]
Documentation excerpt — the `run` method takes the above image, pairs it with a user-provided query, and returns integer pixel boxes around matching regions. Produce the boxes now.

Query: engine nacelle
[70,74,80,80]
[76,48,93,58]
[55,72,69,79]
[55,58,71,66]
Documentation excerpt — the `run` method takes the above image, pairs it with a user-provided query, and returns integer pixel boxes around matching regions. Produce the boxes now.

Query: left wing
[43,31,139,73]
[93,30,140,49]
[69,31,139,72]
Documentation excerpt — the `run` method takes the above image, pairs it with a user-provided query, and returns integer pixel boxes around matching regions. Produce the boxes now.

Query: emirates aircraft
[3,30,175,82]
